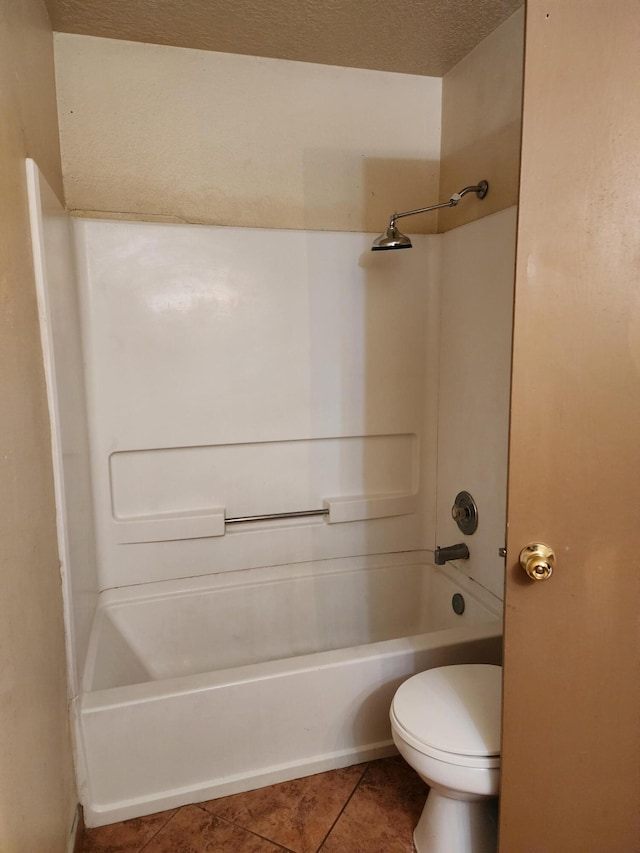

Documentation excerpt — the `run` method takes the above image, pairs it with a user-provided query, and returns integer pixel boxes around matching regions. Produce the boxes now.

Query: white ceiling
[44,0,523,77]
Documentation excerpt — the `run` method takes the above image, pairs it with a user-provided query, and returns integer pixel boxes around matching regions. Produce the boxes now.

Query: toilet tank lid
[392,664,502,757]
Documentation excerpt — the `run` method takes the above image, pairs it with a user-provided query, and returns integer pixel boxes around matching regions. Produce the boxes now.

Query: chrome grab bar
[225,508,329,525]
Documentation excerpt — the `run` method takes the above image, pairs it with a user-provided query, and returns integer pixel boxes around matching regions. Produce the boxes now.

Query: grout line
[133,763,372,853]
[194,804,294,851]
[136,806,296,852]
[212,814,294,851]
[315,762,371,852]
[137,807,182,852]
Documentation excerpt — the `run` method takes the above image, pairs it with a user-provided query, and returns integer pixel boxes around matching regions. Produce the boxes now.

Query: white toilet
[390,664,502,853]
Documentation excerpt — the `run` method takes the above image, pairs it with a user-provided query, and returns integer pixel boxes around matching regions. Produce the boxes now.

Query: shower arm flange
[389,180,489,227]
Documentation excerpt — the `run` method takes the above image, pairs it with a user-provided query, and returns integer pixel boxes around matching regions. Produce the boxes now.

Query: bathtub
[76,552,502,826]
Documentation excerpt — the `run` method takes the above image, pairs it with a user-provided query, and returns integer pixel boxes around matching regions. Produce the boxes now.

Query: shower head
[371,180,489,251]
[371,219,412,251]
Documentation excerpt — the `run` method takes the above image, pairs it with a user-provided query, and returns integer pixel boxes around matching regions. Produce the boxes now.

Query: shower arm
[388,181,489,227]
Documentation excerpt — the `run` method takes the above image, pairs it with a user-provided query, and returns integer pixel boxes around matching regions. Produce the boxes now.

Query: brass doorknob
[519,543,555,581]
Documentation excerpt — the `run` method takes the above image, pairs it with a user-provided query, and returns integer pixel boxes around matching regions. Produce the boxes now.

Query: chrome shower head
[371,219,412,251]
[371,180,489,251]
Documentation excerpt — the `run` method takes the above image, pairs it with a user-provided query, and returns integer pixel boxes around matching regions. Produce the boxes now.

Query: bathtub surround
[26,160,99,698]
[0,1,77,851]
[435,208,517,599]
[64,210,515,598]
[72,219,440,589]
[28,162,515,822]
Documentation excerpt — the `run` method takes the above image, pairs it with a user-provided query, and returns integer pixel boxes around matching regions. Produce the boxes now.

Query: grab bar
[114,496,417,543]
[225,508,330,525]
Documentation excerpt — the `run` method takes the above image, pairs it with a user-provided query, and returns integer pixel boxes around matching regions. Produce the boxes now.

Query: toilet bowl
[390,664,502,853]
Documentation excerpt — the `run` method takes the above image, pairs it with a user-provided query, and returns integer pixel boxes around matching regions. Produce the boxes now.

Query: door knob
[519,543,555,581]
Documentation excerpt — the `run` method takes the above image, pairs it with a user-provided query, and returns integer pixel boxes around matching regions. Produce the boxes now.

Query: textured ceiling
[44,0,523,77]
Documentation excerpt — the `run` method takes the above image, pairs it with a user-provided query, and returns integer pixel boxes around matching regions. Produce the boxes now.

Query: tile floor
[81,756,427,852]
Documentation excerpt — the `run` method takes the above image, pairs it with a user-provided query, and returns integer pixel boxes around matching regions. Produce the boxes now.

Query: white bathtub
[76,552,502,826]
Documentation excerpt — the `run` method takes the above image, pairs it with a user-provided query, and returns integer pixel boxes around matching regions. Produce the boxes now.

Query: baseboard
[68,804,84,853]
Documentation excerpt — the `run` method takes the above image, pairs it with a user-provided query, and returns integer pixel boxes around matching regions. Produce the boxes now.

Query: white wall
[73,219,441,589]
[436,207,517,599]
[54,34,441,234]
[54,209,515,601]
[26,161,99,695]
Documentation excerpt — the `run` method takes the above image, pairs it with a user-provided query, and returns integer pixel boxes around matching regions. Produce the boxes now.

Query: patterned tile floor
[82,756,427,852]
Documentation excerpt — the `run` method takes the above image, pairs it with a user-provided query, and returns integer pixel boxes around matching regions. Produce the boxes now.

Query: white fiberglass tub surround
[78,554,501,826]
[27,172,515,830]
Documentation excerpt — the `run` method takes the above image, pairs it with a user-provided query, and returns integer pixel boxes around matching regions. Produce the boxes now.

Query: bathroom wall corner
[438,6,524,232]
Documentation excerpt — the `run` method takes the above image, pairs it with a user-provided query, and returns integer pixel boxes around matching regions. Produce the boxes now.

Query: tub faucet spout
[434,543,470,565]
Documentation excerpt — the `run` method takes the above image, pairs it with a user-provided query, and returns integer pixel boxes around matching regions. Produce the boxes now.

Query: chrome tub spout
[434,543,470,565]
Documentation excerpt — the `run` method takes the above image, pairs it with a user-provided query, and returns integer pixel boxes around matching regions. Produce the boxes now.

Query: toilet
[390,664,502,853]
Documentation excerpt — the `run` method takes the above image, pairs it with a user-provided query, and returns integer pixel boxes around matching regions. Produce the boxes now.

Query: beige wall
[439,6,523,231]
[0,0,77,850]
[54,34,441,232]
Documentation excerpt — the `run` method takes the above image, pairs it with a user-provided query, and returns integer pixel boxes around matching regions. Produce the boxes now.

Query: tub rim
[82,552,503,700]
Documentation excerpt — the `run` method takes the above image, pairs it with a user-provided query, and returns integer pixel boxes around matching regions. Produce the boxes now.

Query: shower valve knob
[519,543,555,581]
[451,491,478,535]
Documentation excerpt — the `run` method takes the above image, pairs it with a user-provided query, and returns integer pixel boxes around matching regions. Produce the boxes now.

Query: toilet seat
[390,707,500,769]
[391,664,502,768]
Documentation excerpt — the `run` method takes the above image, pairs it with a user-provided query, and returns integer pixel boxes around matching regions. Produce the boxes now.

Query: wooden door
[500,2,640,850]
